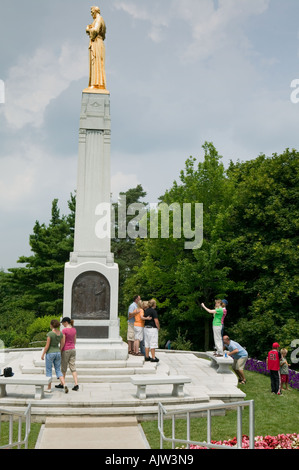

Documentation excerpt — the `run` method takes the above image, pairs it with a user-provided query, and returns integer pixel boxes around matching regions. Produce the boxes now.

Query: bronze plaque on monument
[71,271,110,320]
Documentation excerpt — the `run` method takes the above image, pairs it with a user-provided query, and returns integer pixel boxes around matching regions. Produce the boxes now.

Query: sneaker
[151,357,159,362]
[144,357,151,361]
[45,389,52,394]
[64,386,69,394]
[72,385,79,391]
[55,384,64,389]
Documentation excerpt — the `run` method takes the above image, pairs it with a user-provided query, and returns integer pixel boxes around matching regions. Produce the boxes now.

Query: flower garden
[189,358,299,449]
[189,433,299,449]
[244,357,299,391]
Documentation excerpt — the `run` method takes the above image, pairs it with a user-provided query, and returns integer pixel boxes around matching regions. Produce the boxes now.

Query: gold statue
[84,6,109,94]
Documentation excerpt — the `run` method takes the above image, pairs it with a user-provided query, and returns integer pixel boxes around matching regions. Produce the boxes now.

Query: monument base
[63,257,128,361]
[75,338,128,361]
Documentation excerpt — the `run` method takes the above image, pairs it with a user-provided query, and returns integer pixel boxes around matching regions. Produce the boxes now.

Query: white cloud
[114,0,270,60]
[111,171,140,200]
[114,1,168,43]
[3,43,86,129]
[173,0,271,61]
[0,143,76,214]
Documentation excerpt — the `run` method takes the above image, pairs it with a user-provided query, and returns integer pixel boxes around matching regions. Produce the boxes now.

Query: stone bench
[0,375,52,399]
[130,375,191,399]
[205,351,234,373]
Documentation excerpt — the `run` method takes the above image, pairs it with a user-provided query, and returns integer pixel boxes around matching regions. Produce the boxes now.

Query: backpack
[0,367,14,377]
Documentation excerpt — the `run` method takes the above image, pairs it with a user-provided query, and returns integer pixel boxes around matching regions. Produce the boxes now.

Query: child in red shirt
[266,342,281,395]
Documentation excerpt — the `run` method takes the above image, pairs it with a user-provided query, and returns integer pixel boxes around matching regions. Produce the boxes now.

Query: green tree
[225,149,299,357]
[111,184,147,314]
[4,196,75,317]
[123,143,235,350]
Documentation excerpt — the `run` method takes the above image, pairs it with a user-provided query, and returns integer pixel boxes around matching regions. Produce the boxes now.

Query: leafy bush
[10,335,30,348]
[118,315,128,343]
[26,315,60,342]
[171,328,193,351]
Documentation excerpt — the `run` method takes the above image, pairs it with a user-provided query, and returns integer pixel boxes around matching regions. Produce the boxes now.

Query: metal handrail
[158,400,255,449]
[0,403,32,449]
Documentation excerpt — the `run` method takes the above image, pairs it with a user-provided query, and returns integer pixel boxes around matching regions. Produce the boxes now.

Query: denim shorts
[45,352,63,378]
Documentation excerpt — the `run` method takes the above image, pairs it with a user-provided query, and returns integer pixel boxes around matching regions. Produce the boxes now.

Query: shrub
[171,328,193,351]
[26,315,60,342]
[118,315,128,343]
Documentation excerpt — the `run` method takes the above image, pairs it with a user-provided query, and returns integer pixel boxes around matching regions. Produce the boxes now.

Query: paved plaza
[0,349,246,448]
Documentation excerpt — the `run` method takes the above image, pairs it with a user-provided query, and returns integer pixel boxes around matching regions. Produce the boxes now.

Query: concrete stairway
[19,351,169,383]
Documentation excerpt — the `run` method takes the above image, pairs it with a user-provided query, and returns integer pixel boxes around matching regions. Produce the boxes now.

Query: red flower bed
[189,433,299,449]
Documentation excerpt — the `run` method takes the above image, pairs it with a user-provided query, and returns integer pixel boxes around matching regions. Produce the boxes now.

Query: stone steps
[19,352,169,383]
[0,397,224,419]
[21,366,157,376]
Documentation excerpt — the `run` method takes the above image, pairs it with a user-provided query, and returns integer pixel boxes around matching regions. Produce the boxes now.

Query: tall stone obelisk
[63,6,128,360]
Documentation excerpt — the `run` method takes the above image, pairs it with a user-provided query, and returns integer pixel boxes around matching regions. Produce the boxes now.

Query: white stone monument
[63,7,128,360]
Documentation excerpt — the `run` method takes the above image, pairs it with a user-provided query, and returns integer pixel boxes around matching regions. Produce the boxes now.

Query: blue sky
[1,0,299,270]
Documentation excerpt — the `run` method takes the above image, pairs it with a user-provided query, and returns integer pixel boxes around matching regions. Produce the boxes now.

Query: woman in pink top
[221,299,228,337]
[59,317,79,391]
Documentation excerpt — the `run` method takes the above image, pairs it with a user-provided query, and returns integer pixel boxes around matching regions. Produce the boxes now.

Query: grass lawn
[141,370,299,449]
[0,422,41,449]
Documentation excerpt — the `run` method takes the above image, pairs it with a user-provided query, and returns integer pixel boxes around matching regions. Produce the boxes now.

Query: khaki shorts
[232,356,248,371]
[61,349,76,374]
[127,322,135,341]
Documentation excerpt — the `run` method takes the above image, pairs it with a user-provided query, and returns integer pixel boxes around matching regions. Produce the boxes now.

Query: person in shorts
[132,300,148,356]
[223,335,248,384]
[280,348,290,391]
[143,299,160,363]
[127,295,140,354]
[59,317,79,391]
[41,319,68,394]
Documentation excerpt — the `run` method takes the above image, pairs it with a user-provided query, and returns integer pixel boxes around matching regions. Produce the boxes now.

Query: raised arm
[201,303,216,314]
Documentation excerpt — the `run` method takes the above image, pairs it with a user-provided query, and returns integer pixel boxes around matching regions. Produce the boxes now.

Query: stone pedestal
[63,91,128,360]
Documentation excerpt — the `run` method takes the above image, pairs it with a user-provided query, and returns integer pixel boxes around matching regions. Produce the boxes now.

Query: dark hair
[133,295,139,302]
[61,317,74,327]
[50,319,60,329]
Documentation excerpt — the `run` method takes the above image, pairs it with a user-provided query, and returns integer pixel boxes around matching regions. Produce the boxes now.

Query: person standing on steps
[58,317,79,392]
[221,299,228,337]
[131,300,149,356]
[127,295,140,355]
[201,300,224,356]
[144,299,160,363]
[41,319,68,394]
